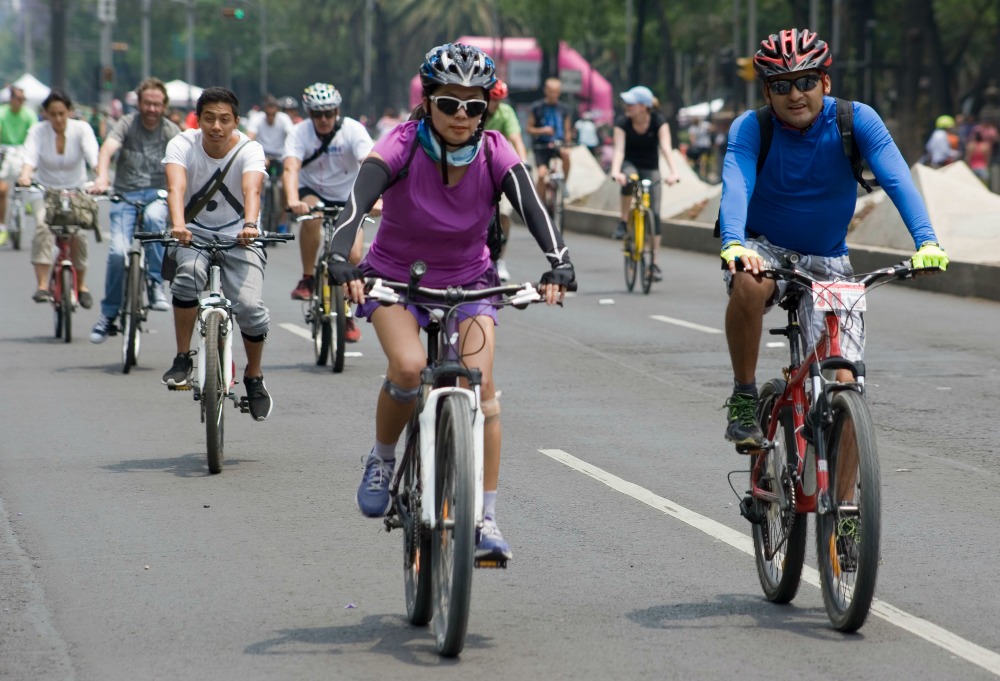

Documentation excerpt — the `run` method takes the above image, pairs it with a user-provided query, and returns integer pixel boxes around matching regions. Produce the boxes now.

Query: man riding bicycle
[719,28,949,448]
[247,94,293,233]
[527,77,573,203]
[160,87,275,421]
[0,86,37,246]
[283,82,376,343]
[88,77,180,343]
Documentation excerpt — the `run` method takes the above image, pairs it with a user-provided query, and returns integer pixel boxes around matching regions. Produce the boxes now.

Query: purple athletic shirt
[361,120,520,288]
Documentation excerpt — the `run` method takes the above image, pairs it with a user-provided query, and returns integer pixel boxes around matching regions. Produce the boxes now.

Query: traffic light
[221,7,246,19]
[736,57,756,83]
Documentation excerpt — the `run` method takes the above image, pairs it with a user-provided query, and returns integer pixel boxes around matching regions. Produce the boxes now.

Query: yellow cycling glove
[911,242,949,271]
[720,242,762,265]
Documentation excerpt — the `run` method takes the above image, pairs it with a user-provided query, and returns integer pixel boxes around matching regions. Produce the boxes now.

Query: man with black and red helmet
[719,28,949,447]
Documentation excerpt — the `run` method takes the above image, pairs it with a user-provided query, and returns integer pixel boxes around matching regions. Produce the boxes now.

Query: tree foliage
[4,0,1000,160]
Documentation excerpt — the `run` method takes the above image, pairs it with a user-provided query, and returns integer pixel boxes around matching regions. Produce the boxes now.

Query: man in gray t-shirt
[88,77,180,344]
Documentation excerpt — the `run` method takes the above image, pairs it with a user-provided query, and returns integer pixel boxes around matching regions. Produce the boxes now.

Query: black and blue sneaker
[356,453,394,517]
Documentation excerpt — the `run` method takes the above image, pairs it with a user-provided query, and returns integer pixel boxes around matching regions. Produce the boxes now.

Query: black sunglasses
[429,95,488,117]
[309,110,337,120]
[767,74,822,96]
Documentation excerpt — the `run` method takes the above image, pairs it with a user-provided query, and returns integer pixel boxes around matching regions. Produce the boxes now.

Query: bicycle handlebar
[757,259,941,289]
[134,232,295,248]
[106,189,168,210]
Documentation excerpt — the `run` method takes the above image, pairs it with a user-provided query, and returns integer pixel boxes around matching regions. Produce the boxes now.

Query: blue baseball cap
[621,85,654,107]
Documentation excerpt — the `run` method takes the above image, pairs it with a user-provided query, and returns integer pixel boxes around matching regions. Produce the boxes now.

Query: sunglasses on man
[429,95,488,118]
[309,110,337,120]
[766,74,822,96]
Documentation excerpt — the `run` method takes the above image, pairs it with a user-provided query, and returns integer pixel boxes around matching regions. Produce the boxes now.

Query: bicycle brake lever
[510,283,542,308]
[367,278,400,305]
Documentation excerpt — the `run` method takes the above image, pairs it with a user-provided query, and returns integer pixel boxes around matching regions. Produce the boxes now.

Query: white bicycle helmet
[302,83,342,112]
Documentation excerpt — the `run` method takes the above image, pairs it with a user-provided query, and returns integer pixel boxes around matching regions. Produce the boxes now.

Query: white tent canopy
[678,98,725,124]
[164,79,203,108]
[0,73,51,109]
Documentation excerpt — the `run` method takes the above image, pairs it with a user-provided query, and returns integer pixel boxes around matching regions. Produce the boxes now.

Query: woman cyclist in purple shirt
[326,43,575,561]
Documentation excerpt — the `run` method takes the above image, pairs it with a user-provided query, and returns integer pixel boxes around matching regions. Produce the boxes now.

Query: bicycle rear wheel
[623,214,638,292]
[816,388,881,632]
[10,205,22,250]
[751,379,807,603]
[60,266,73,343]
[639,208,656,294]
[402,425,433,626]
[203,315,226,474]
[311,265,331,366]
[331,285,346,374]
[432,394,476,657]
[122,252,143,373]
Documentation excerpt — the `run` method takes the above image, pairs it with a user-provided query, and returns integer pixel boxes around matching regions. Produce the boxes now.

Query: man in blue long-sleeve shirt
[719,28,949,447]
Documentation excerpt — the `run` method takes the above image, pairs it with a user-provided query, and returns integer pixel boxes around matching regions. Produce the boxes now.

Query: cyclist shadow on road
[102,453,256,478]
[627,594,862,641]
[245,614,493,663]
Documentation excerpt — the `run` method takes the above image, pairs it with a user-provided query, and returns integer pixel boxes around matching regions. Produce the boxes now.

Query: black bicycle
[295,203,348,372]
[109,190,167,373]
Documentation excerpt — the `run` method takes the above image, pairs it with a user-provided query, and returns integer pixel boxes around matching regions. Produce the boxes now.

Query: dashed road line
[650,314,722,334]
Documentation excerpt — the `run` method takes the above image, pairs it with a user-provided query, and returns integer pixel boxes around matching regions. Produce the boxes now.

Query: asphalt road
[1,220,998,680]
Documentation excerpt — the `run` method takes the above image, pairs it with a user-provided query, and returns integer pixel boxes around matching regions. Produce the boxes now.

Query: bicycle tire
[10,205,21,250]
[259,177,274,233]
[402,426,433,626]
[203,314,225,474]
[432,394,476,657]
[816,388,880,632]
[551,182,564,234]
[639,207,656,294]
[331,284,347,374]
[311,265,331,366]
[122,251,143,373]
[60,266,73,343]
[751,378,807,603]
[623,212,638,292]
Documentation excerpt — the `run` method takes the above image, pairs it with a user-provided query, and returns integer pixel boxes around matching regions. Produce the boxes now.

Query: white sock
[484,490,497,522]
[371,440,396,463]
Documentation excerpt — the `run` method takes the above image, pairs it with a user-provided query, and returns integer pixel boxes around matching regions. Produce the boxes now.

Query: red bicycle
[732,255,939,632]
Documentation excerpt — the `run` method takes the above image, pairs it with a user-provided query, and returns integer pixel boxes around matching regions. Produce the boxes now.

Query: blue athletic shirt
[719,97,937,257]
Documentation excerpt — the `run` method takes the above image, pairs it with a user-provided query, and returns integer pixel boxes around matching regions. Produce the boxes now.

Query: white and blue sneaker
[475,518,512,562]
[356,453,394,517]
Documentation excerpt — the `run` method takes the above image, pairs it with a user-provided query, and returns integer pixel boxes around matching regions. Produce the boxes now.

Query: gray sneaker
[148,283,170,311]
[244,375,273,421]
[162,352,194,386]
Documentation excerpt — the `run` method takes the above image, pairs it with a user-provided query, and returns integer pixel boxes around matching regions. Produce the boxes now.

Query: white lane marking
[538,448,1000,678]
[278,323,363,357]
[650,315,722,334]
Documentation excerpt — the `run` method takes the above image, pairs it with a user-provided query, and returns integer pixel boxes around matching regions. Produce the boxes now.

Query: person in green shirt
[0,86,38,241]
[483,79,528,282]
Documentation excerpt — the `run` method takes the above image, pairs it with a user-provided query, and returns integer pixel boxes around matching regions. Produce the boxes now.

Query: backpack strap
[836,97,875,193]
[386,128,422,189]
[301,120,341,168]
[755,105,774,175]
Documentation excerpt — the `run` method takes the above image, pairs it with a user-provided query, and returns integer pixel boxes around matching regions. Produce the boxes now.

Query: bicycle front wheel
[432,394,476,657]
[402,425,433,626]
[203,315,226,474]
[639,208,656,294]
[816,388,881,632]
[623,214,638,292]
[10,205,22,250]
[331,284,347,374]
[751,379,807,603]
[311,265,331,366]
[122,252,143,373]
[60,266,73,343]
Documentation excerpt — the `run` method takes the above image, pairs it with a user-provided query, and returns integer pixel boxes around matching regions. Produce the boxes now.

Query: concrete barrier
[564,206,1000,302]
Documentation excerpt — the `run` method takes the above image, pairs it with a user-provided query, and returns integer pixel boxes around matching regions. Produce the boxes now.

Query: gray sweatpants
[168,243,270,338]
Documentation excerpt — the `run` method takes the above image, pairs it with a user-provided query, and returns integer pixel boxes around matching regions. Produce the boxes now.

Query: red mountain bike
[731,256,939,632]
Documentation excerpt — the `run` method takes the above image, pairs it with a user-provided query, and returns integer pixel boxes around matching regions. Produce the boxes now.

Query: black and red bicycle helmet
[753,28,832,79]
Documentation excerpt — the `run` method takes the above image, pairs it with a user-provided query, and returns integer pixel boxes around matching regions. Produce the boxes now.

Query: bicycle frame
[195,264,236,400]
[627,177,652,257]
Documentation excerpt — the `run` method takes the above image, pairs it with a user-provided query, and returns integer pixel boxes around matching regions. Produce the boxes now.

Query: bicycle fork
[417,386,485,530]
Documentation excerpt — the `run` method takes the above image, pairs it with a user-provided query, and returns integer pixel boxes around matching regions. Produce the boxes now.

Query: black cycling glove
[327,255,364,285]
[539,261,576,290]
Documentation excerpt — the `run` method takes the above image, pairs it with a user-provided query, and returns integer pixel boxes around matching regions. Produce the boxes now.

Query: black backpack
[713,98,876,238]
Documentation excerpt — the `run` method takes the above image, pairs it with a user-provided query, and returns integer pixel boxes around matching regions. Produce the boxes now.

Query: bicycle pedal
[474,557,508,569]
[739,495,764,525]
[735,440,770,455]
[238,397,250,414]
[166,383,191,392]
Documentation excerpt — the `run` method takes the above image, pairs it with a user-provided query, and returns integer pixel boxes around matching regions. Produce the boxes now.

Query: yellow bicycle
[622,174,656,293]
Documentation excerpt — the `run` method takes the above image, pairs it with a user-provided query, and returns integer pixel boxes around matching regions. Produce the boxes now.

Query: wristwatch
[243,221,259,230]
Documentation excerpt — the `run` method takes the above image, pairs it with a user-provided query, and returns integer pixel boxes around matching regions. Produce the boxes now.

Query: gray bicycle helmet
[278,95,298,110]
[419,43,497,92]
[753,28,832,79]
[302,83,342,111]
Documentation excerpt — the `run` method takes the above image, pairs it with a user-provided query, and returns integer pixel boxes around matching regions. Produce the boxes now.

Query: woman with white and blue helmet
[327,42,575,562]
